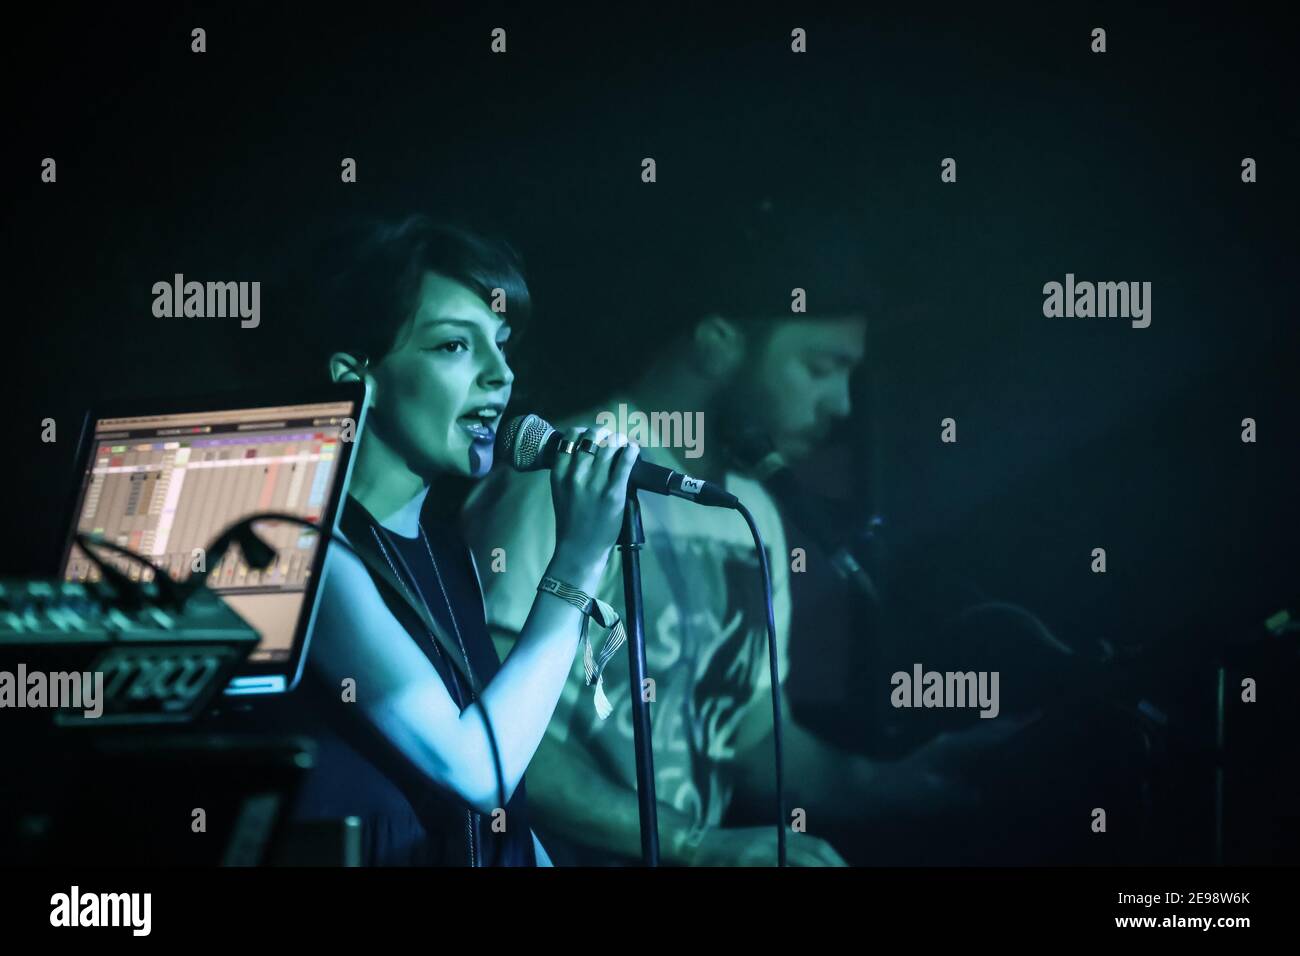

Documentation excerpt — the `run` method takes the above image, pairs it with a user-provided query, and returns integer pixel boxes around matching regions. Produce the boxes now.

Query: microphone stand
[618,491,660,865]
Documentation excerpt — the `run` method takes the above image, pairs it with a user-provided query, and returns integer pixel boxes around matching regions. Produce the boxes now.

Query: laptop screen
[59,389,366,694]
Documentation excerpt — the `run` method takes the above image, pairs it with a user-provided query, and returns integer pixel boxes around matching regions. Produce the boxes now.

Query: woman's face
[365,271,515,479]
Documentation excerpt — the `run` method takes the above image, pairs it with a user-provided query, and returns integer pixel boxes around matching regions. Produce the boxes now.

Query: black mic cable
[733,501,787,867]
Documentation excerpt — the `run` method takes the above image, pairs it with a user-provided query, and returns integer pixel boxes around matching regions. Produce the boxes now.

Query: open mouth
[458,404,503,441]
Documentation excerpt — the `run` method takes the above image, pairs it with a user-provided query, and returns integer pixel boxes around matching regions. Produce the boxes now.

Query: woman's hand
[546,425,640,591]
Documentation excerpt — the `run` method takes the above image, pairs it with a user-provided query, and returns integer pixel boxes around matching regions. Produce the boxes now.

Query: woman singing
[290,215,638,865]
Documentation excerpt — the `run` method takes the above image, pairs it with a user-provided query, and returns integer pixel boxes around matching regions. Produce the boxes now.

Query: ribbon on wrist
[538,574,626,720]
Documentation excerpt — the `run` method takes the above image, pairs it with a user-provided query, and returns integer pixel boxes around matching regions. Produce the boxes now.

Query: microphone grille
[500,413,555,472]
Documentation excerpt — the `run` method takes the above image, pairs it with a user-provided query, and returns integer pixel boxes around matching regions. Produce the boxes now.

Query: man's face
[368,271,514,479]
[722,315,867,463]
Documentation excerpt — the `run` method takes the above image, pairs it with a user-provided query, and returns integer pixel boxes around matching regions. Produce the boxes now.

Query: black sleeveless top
[290,494,536,866]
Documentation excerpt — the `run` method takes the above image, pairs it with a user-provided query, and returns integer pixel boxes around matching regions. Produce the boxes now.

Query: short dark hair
[309,215,531,367]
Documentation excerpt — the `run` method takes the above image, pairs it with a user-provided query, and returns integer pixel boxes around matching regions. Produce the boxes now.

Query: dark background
[5,3,1297,864]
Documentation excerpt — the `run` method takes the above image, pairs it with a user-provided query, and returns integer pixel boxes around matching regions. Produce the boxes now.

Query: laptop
[58,382,369,695]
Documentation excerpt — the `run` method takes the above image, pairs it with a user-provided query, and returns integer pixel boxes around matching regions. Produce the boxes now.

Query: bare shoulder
[310,532,435,697]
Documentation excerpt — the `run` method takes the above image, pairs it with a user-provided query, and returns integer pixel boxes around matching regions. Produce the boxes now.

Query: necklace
[417,524,475,687]
[369,523,476,696]
[368,519,481,866]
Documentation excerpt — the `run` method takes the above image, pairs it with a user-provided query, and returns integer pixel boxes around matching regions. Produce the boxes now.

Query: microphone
[499,414,739,509]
